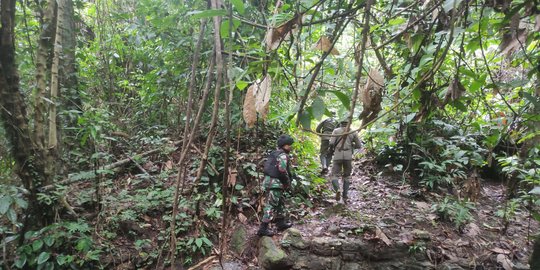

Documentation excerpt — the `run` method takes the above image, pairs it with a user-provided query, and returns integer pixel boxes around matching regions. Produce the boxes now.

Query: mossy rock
[258,236,292,270]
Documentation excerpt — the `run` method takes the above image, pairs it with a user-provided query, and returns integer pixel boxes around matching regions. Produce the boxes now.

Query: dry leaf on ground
[375,226,392,246]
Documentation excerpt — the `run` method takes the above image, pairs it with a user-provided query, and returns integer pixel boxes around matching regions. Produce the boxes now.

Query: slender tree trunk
[58,0,79,175]
[219,1,234,259]
[48,0,66,177]
[169,17,211,266]
[193,0,224,196]
[33,0,56,159]
[352,0,372,129]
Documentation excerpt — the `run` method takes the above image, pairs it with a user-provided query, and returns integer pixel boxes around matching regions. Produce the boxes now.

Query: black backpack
[322,118,337,133]
[263,149,283,178]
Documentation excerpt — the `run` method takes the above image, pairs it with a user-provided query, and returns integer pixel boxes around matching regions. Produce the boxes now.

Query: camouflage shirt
[263,150,291,190]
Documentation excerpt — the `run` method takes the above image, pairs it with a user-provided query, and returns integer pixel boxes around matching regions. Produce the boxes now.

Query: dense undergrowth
[1,119,539,269]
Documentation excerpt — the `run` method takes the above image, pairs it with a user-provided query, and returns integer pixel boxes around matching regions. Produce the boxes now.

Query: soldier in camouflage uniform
[257,135,295,237]
[316,112,338,174]
[329,119,361,204]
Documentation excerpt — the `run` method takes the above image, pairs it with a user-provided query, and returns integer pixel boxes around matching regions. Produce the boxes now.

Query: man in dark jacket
[329,119,361,204]
[257,134,295,236]
[316,112,337,174]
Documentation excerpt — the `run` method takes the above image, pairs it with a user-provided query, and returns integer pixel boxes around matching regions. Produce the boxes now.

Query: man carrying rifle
[329,118,361,204]
[257,135,295,236]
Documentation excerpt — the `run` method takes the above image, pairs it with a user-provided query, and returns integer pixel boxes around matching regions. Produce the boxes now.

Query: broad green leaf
[388,17,406,26]
[518,131,540,144]
[412,88,421,100]
[459,67,476,78]
[236,81,248,90]
[330,91,350,110]
[0,195,11,214]
[202,237,213,246]
[37,251,50,265]
[451,100,467,112]
[220,20,230,38]
[57,255,67,266]
[469,80,483,93]
[188,9,227,20]
[230,0,245,14]
[14,197,28,209]
[532,211,540,222]
[195,238,203,248]
[522,92,540,108]
[44,236,55,247]
[404,113,416,123]
[484,132,500,148]
[33,239,44,251]
[76,237,92,252]
[311,98,326,120]
[220,19,241,38]
[298,110,312,130]
[6,208,16,223]
[15,254,27,268]
[411,34,424,54]
[3,235,18,244]
[529,186,540,195]
[419,55,433,67]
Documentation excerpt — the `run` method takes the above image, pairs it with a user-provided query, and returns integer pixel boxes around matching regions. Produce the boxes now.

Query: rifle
[328,136,344,155]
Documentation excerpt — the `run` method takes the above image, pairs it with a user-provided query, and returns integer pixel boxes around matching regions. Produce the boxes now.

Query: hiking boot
[335,191,341,202]
[257,222,274,237]
[276,219,293,231]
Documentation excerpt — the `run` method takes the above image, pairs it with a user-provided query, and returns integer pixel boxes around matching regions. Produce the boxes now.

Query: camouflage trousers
[261,189,288,223]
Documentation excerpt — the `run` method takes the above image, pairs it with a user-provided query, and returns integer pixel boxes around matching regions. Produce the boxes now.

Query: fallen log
[40,140,182,191]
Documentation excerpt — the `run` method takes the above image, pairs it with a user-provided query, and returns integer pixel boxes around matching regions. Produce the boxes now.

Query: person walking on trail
[316,112,338,174]
[329,119,361,204]
[257,134,295,237]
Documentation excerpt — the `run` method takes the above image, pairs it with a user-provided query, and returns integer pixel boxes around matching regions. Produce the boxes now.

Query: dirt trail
[243,158,538,269]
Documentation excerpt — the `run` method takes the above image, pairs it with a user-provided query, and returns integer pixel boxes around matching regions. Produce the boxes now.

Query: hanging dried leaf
[313,36,340,55]
[264,15,302,51]
[254,75,272,120]
[359,69,384,125]
[243,84,257,128]
[354,38,371,64]
[444,77,466,105]
[228,169,237,187]
[499,14,527,56]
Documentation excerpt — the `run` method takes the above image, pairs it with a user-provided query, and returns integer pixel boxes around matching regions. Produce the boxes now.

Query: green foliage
[0,185,28,229]
[497,146,540,222]
[6,220,102,269]
[432,196,475,228]
[408,241,427,255]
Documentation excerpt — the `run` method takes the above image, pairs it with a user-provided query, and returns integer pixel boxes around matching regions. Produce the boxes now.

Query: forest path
[239,157,537,269]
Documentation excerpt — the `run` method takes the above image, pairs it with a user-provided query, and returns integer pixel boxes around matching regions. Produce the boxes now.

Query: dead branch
[40,141,181,191]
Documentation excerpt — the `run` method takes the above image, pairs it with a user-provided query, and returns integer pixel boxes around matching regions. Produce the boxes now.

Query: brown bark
[352,0,373,130]
[0,0,52,227]
[33,0,56,155]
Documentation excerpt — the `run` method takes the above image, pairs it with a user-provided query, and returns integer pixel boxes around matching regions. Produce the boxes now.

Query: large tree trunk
[0,0,53,227]
[57,0,80,175]
[33,0,56,159]
[48,0,65,175]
